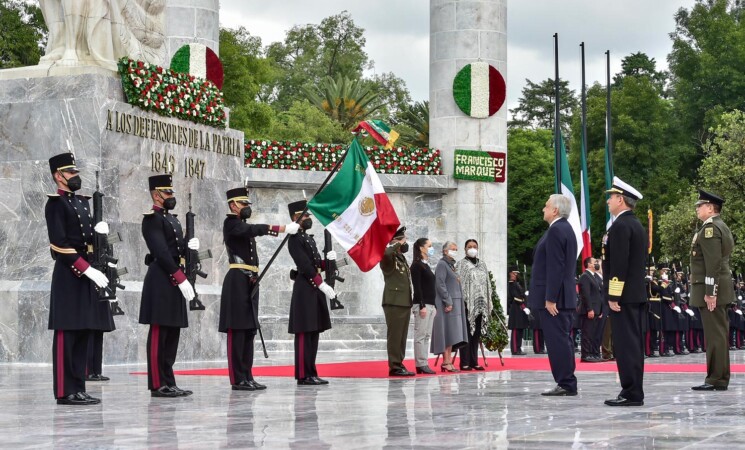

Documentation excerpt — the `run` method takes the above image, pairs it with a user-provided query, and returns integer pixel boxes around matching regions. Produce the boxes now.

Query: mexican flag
[353,120,400,149]
[579,132,592,261]
[307,139,400,272]
[557,135,584,259]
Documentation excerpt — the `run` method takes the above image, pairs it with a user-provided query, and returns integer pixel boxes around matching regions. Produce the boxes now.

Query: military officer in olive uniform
[219,187,299,391]
[45,153,114,405]
[507,266,530,355]
[139,174,199,398]
[690,189,735,391]
[381,226,414,376]
[287,200,336,385]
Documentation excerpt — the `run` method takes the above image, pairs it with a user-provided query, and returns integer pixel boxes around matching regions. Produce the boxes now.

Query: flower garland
[245,140,442,175]
[452,62,506,118]
[118,57,226,129]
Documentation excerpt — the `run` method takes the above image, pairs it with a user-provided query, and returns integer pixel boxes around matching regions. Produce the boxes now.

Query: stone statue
[38,0,166,70]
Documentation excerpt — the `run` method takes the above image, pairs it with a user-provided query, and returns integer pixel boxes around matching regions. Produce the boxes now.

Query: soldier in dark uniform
[673,270,693,354]
[45,153,114,405]
[690,189,735,391]
[381,226,415,376]
[727,299,743,350]
[644,265,661,357]
[680,270,703,352]
[531,306,546,354]
[602,177,648,407]
[659,265,681,356]
[507,267,529,355]
[139,174,198,398]
[218,187,300,391]
[287,200,335,385]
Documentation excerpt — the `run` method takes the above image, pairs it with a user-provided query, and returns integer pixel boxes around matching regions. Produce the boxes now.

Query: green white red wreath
[452,61,506,118]
[170,44,224,89]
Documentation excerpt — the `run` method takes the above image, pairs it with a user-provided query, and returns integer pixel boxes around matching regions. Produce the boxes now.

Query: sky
[219,0,698,112]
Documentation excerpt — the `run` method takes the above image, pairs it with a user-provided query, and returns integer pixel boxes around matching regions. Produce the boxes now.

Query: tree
[363,72,411,120]
[613,52,667,94]
[509,78,578,137]
[267,100,349,143]
[303,75,383,130]
[395,101,429,148]
[0,0,46,69]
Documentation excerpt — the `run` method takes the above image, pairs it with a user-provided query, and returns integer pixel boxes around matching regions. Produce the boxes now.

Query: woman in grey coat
[430,241,469,372]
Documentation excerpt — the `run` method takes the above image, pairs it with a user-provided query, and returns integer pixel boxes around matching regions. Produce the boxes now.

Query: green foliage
[613,52,667,93]
[509,78,578,138]
[0,0,46,69]
[658,190,698,266]
[395,100,429,148]
[303,74,383,130]
[266,100,349,143]
[363,72,411,121]
[483,271,509,353]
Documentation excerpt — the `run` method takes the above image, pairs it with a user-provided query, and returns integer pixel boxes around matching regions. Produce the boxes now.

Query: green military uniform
[690,191,735,389]
[381,234,413,375]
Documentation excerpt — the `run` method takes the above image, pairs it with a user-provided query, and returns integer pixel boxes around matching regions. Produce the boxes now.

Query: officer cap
[226,187,251,204]
[49,152,79,174]
[508,265,520,273]
[695,189,724,207]
[288,200,310,218]
[393,226,406,239]
[658,263,669,271]
[606,176,643,200]
[149,174,174,193]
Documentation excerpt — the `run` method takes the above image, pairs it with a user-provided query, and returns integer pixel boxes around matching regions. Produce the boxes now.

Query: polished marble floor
[2,350,745,449]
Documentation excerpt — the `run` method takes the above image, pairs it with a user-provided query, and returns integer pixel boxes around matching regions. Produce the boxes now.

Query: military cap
[393,226,406,239]
[288,200,310,218]
[226,187,251,204]
[49,152,79,174]
[606,176,643,200]
[508,265,521,273]
[695,189,724,207]
[149,174,174,193]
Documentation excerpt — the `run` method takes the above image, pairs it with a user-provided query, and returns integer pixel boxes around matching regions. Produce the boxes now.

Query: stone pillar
[430,0,508,301]
[165,0,220,65]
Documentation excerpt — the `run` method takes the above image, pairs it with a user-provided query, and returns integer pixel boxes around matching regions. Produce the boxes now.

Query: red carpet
[131,358,745,379]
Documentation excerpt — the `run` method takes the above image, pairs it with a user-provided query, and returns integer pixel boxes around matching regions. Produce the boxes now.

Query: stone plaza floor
[2,349,745,449]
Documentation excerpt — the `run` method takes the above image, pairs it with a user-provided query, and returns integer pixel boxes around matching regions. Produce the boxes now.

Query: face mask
[427,247,435,257]
[661,274,668,281]
[163,197,177,210]
[593,263,600,270]
[65,174,82,192]
[301,218,313,230]
[239,206,252,220]
[467,248,478,258]
[400,243,409,253]
[447,250,458,258]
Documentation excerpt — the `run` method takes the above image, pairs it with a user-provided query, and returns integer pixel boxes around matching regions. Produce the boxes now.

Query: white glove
[524,290,529,296]
[645,275,652,280]
[673,306,681,313]
[94,221,109,235]
[318,282,336,300]
[675,287,681,294]
[739,295,743,301]
[523,307,531,316]
[284,222,300,235]
[178,280,196,301]
[83,266,109,289]
[686,309,695,317]
[326,250,337,261]
[737,310,743,316]
[187,238,200,250]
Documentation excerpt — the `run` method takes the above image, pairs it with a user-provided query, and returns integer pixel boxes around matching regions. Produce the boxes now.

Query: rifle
[324,229,347,310]
[91,171,126,316]
[185,193,212,311]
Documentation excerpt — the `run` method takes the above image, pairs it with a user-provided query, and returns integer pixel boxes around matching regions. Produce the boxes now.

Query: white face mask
[661,273,668,281]
[447,250,458,258]
[467,248,478,258]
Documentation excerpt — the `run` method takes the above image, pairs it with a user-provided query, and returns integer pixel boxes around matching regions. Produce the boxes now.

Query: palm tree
[397,101,429,147]
[303,75,383,130]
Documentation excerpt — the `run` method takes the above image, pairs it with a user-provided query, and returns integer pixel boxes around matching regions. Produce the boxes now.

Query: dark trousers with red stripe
[86,330,104,375]
[146,325,180,390]
[533,329,545,353]
[294,332,320,380]
[52,329,91,399]
[227,328,256,385]
[510,328,524,354]
[688,329,705,351]
[644,330,659,356]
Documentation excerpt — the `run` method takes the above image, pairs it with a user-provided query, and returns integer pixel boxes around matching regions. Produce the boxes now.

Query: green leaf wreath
[483,271,508,353]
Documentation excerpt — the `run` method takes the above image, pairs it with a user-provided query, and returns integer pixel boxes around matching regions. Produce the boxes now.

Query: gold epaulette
[608,277,624,297]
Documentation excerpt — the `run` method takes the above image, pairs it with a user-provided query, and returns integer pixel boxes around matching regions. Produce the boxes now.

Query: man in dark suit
[579,257,604,362]
[529,194,579,396]
[602,176,648,407]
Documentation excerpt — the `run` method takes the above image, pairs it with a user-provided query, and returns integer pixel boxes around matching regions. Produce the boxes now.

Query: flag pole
[553,33,561,194]
[248,136,356,358]
[581,43,588,173]
[579,42,592,261]
[605,50,614,179]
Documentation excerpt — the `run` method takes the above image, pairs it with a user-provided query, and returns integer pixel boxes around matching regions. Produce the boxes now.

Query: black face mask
[594,263,600,271]
[163,197,177,210]
[65,175,82,192]
[239,206,252,220]
[400,243,409,253]
[301,218,313,230]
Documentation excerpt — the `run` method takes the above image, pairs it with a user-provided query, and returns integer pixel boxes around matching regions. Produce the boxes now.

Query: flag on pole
[307,138,400,272]
[557,135,584,259]
[352,120,400,149]
[579,134,592,261]
[604,50,615,230]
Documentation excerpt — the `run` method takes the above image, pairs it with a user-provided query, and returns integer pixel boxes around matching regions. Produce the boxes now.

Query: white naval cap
[605,176,643,200]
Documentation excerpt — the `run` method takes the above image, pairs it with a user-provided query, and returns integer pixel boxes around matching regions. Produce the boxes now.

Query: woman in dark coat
[430,241,468,372]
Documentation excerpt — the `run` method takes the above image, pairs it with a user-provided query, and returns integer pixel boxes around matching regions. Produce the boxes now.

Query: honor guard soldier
[287,200,335,385]
[219,187,300,391]
[644,265,661,357]
[381,226,414,377]
[507,266,530,355]
[139,174,198,398]
[690,189,735,391]
[659,264,681,356]
[45,153,114,405]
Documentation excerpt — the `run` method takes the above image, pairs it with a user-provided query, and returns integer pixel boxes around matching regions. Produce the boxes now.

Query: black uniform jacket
[507,280,531,329]
[139,206,188,328]
[578,270,603,315]
[219,214,278,332]
[602,210,648,305]
[45,189,114,331]
[287,230,331,334]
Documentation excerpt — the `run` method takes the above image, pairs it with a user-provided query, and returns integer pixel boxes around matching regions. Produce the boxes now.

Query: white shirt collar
[549,217,562,227]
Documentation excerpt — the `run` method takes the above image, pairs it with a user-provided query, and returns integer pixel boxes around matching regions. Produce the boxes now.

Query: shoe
[581,356,603,363]
[693,348,703,353]
[730,346,737,350]
[297,377,322,386]
[660,352,674,357]
[473,365,485,371]
[86,374,110,382]
[534,351,546,355]
[601,355,615,361]
[151,386,181,398]
[232,380,256,391]
[416,366,436,374]
[680,350,690,355]
[512,351,527,356]
[604,396,643,406]
[440,363,459,373]
[541,386,577,396]
[312,376,330,385]
[646,353,658,358]
[56,392,99,405]
[389,368,415,377]
[691,383,727,391]
[248,380,267,390]
[459,366,473,371]
[170,386,192,396]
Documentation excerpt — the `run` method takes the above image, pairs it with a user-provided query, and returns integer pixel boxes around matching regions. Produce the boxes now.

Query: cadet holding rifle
[219,187,299,391]
[139,174,199,398]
